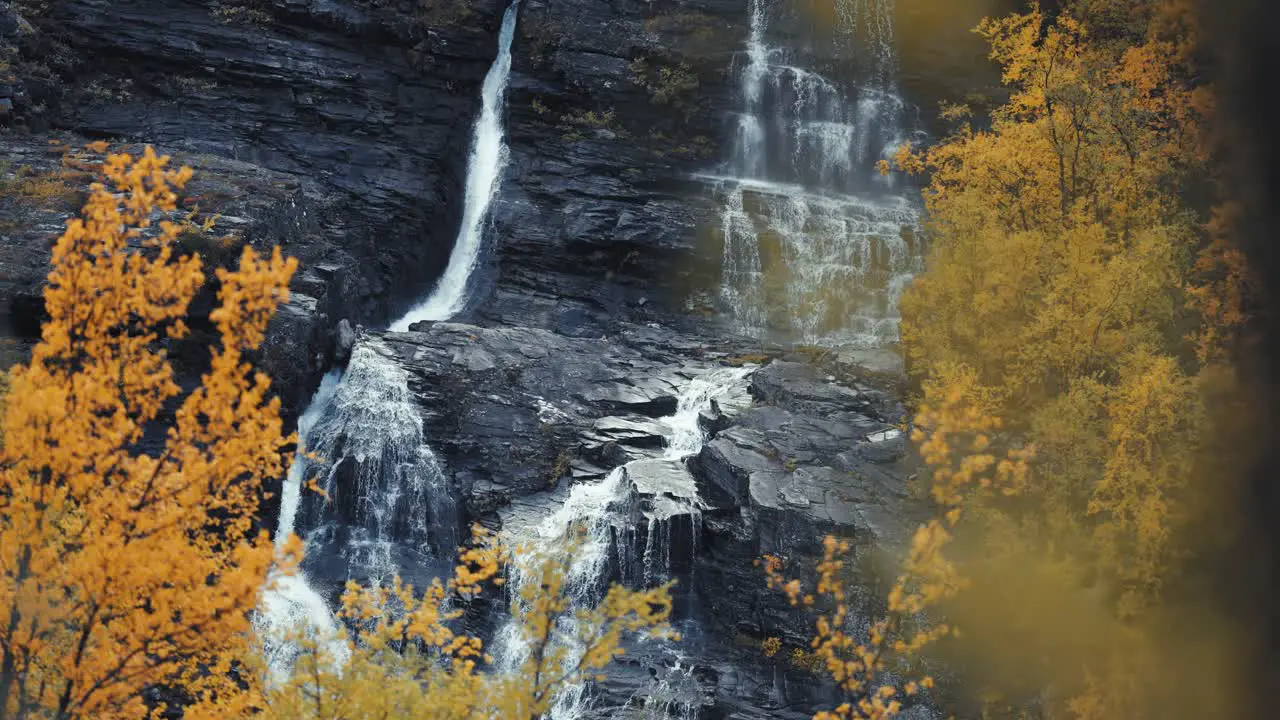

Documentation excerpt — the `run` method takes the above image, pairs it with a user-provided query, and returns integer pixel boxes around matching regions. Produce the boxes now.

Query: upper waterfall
[390,0,521,331]
[710,0,924,348]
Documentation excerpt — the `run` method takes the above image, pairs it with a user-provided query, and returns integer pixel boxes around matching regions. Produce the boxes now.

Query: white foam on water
[391,1,521,330]
[491,366,754,719]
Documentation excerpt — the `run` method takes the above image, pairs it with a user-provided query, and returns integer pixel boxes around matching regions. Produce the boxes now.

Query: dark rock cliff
[3,0,768,400]
[474,0,749,335]
[3,0,508,411]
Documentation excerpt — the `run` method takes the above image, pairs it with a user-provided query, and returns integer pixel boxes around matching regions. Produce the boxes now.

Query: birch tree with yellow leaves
[0,145,297,719]
[878,1,1255,717]
[888,0,1217,613]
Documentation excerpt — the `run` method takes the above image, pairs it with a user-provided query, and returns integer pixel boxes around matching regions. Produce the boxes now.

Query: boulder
[622,457,699,521]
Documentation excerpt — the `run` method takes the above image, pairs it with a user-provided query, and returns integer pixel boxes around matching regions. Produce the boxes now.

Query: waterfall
[709,0,923,347]
[256,0,521,678]
[273,371,343,553]
[255,320,468,679]
[492,366,754,719]
[257,372,349,679]
[835,0,898,87]
[292,340,459,578]
[391,0,520,330]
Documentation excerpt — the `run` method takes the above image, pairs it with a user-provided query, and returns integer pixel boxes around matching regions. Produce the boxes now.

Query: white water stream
[390,0,519,331]
[255,0,521,679]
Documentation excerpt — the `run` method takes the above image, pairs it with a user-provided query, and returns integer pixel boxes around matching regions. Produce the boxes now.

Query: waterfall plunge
[256,344,460,681]
[256,0,521,679]
[390,0,520,331]
[257,372,349,679]
[711,0,923,348]
[492,366,755,720]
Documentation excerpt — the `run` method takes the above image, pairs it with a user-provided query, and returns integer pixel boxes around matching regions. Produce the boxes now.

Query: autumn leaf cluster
[201,528,677,720]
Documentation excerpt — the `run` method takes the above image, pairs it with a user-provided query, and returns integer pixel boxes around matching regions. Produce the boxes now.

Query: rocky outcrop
[334,321,924,717]
[690,359,923,636]
[370,320,753,517]
[0,4,32,125]
[630,358,927,717]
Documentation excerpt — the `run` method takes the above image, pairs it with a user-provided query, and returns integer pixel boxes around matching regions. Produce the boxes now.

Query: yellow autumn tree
[891,0,1217,613]
[0,145,297,719]
[880,1,1254,717]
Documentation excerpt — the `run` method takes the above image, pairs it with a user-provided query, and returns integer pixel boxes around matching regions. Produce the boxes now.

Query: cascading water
[835,0,898,87]
[492,366,754,719]
[709,0,924,347]
[255,0,521,678]
[291,340,459,583]
[257,372,349,678]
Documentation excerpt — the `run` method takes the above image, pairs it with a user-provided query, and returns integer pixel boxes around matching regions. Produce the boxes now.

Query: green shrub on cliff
[628,57,699,111]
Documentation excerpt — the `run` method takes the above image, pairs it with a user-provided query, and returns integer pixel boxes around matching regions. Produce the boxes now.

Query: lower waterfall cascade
[491,366,755,719]
[257,370,348,678]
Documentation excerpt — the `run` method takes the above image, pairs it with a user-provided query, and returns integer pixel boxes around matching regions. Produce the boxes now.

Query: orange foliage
[191,530,678,720]
[884,1,1255,717]
[891,0,1224,600]
[0,146,297,718]
[1186,201,1255,361]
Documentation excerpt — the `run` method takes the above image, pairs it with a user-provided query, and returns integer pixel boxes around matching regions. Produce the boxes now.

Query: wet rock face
[351,321,925,717]
[5,0,765,401]
[371,320,748,519]
[7,0,758,405]
[474,0,750,335]
[689,360,924,647]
